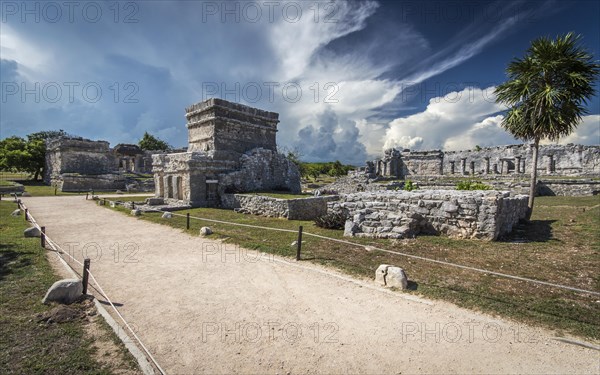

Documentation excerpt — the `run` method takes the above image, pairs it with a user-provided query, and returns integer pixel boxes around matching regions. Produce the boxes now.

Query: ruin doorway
[206,180,219,207]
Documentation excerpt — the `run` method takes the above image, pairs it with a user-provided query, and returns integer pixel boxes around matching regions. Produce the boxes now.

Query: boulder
[375,264,408,290]
[161,212,173,219]
[21,192,31,197]
[10,209,21,216]
[386,266,408,289]
[200,227,213,236]
[24,226,41,237]
[131,209,141,216]
[42,279,83,304]
[109,201,117,208]
[375,264,391,285]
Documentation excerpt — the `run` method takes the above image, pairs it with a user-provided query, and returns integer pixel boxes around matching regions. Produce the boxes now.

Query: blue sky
[1,0,599,165]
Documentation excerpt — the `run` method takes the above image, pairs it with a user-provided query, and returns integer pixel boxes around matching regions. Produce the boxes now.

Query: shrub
[403,179,418,191]
[314,212,347,229]
[456,180,492,190]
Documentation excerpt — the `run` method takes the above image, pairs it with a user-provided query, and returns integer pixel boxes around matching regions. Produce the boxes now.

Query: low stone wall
[0,182,24,195]
[328,190,528,241]
[56,173,126,192]
[222,194,338,220]
[537,180,600,196]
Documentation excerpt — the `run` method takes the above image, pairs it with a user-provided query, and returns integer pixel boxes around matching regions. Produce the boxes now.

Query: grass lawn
[102,195,600,341]
[0,201,140,374]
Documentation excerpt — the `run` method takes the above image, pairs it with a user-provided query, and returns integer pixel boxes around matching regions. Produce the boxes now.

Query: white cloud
[383,87,510,151]
[541,115,600,145]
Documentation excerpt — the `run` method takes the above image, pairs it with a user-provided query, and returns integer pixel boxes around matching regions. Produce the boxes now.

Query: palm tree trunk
[526,138,540,220]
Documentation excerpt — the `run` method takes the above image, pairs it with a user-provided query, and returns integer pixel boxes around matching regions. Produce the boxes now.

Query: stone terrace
[330,190,528,241]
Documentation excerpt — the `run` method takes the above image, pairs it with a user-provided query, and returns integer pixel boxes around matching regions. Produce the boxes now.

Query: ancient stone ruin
[44,137,170,192]
[150,98,301,207]
[366,144,600,179]
[330,190,528,241]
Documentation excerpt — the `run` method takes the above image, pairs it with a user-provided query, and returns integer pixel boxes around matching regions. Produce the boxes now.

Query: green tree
[138,132,171,151]
[0,130,70,180]
[495,33,599,218]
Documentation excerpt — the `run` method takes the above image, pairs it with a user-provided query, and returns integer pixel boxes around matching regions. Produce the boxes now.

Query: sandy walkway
[22,196,599,374]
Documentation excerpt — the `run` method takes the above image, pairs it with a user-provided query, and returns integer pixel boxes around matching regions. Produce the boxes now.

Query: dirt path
[22,196,599,374]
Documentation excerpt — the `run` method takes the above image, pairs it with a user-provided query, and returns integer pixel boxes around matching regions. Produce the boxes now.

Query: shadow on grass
[500,219,557,243]
[0,243,33,281]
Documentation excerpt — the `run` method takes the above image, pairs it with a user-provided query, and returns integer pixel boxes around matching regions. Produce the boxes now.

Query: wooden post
[86,193,89,200]
[54,187,57,196]
[41,226,46,248]
[186,213,190,230]
[24,208,28,221]
[296,226,303,261]
[131,201,135,209]
[82,258,91,294]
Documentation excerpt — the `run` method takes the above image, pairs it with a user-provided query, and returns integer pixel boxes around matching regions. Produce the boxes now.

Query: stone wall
[186,98,279,160]
[329,190,528,241]
[58,173,126,192]
[45,137,115,185]
[218,148,301,195]
[537,180,600,196]
[369,144,600,179]
[223,194,338,220]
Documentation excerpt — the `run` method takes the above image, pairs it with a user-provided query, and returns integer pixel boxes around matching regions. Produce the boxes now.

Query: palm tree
[495,33,599,219]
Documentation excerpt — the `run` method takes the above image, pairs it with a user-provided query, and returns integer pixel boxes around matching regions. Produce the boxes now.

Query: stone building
[369,144,600,179]
[151,98,301,207]
[44,137,165,191]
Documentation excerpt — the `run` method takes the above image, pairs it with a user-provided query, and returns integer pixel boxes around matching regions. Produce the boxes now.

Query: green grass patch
[101,195,600,340]
[0,201,140,374]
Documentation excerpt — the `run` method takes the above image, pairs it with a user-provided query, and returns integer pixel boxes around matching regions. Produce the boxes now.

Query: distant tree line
[0,131,171,180]
[286,151,354,180]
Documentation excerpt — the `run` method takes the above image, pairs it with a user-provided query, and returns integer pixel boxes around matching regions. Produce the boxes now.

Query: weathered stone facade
[368,144,600,179]
[222,194,338,220]
[329,190,528,241]
[44,137,173,192]
[152,99,301,207]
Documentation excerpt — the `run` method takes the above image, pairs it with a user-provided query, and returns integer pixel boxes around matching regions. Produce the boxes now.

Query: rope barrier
[104,197,600,297]
[19,201,167,375]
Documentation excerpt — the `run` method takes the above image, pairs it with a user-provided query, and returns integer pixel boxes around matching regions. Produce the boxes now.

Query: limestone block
[200,226,213,236]
[161,212,173,219]
[24,227,41,237]
[344,221,358,236]
[386,267,408,289]
[42,279,83,304]
[131,209,141,216]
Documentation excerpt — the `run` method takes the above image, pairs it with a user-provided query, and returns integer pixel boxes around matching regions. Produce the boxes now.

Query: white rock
[386,266,408,289]
[375,264,408,290]
[375,264,391,285]
[109,201,116,208]
[24,226,41,237]
[131,209,141,216]
[344,220,357,237]
[42,279,83,304]
[161,212,173,219]
[10,209,21,216]
[200,226,212,236]
[22,192,31,197]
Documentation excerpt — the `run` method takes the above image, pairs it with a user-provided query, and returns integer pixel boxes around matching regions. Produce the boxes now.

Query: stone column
[470,161,475,175]
[547,155,554,173]
[515,156,522,173]
[165,176,173,199]
[173,176,180,200]
[493,163,498,174]
[484,157,490,174]
[449,161,455,174]
[461,158,467,175]
[500,160,506,175]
